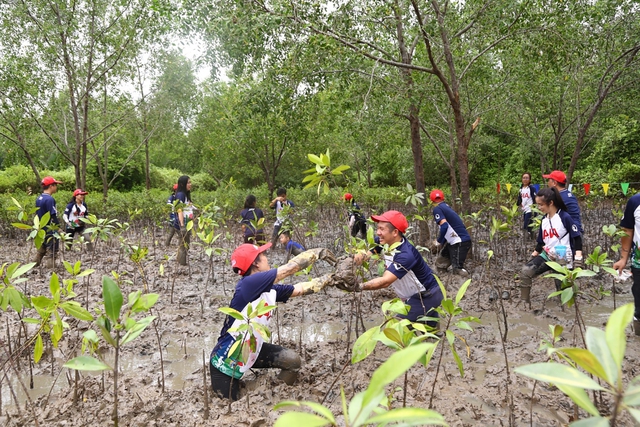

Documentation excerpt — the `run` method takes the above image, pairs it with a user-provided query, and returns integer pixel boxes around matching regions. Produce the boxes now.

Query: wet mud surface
[1,209,638,426]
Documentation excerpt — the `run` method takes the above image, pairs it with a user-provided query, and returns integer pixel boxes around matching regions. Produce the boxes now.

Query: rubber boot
[634,318,640,337]
[34,246,47,267]
[277,369,299,385]
[520,286,531,303]
[453,268,469,277]
[165,227,175,247]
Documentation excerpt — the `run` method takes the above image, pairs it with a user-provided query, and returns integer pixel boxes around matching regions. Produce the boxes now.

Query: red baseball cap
[231,242,272,276]
[371,210,409,233]
[543,170,566,184]
[344,193,353,201]
[41,176,62,186]
[73,189,88,197]
[430,189,445,203]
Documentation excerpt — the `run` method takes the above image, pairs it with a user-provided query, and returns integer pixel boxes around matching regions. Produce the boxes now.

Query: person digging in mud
[210,242,337,401]
[350,210,442,328]
[279,230,304,257]
[430,189,472,277]
[344,193,367,238]
[612,192,640,335]
[34,176,63,267]
[519,187,583,306]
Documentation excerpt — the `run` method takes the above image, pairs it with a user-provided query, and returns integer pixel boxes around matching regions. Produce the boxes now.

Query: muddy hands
[329,256,360,292]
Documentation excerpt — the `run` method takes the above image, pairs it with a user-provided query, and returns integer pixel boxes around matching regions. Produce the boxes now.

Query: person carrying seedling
[519,187,583,305]
[34,176,63,267]
[269,187,294,247]
[344,193,367,238]
[63,189,90,249]
[210,242,336,400]
[430,189,472,276]
[613,192,640,335]
[350,210,442,327]
[278,230,305,257]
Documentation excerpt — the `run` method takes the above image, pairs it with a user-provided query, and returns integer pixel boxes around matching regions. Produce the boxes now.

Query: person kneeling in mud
[351,210,442,328]
[210,242,336,401]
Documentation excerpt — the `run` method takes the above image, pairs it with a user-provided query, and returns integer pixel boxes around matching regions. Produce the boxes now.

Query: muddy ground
[1,203,638,427]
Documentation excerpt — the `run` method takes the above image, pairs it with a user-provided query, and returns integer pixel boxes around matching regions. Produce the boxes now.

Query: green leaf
[352,326,380,364]
[34,334,44,364]
[514,363,605,390]
[307,154,323,165]
[366,407,447,426]
[623,377,640,406]
[606,304,633,368]
[11,222,32,230]
[219,307,245,320]
[555,383,599,417]
[455,279,472,305]
[10,262,36,279]
[569,417,609,427]
[77,269,95,278]
[120,315,156,345]
[382,328,404,347]
[273,401,335,424]
[60,301,95,321]
[49,273,60,297]
[6,287,24,312]
[585,327,618,386]
[102,276,123,323]
[628,407,640,424]
[274,412,331,427]
[63,355,111,371]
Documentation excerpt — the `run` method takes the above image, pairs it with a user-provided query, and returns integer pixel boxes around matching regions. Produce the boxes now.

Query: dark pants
[436,241,472,270]
[210,343,301,401]
[523,212,533,231]
[244,232,266,244]
[520,255,562,290]
[632,267,640,319]
[350,220,366,238]
[398,286,443,328]
[271,223,283,246]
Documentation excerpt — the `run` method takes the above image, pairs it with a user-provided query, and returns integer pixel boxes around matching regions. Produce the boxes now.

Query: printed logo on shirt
[542,228,560,239]
[435,214,441,220]
[571,224,578,233]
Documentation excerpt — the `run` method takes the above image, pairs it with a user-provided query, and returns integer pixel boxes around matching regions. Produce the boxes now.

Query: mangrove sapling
[217,299,277,408]
[274,344,446,427]
[64,275,159,427]
[425,277,480,408]
[302,150,350,195]
[127,244,150,292]
[194,204,224,293]
[516,304,640,426]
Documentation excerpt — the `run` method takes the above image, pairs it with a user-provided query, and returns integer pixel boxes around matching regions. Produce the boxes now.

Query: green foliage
[516,304,640,425]
[302,150,350,195]
[274,344,446,427]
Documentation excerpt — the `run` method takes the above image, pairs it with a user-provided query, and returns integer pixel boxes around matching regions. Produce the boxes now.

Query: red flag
[583,183,591,195]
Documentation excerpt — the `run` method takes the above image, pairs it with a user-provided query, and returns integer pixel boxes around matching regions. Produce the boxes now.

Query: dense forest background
[1,0,639,213]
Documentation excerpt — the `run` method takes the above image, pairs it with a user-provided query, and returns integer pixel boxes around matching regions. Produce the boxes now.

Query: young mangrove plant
[274,344,446,427]
[515,303,640,426]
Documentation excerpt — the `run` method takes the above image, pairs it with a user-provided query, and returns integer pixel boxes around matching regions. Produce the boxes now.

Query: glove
[329,256,361,292]
[299,274,332,295]
[573,257,583,269]
[290,248,337,270]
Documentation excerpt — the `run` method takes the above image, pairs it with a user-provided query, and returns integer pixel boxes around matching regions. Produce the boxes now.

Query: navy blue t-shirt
[36,193,59,225]
[559,189,583,234]
[432,202,470,244]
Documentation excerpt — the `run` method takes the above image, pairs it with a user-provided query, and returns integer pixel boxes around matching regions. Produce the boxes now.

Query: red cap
[41,176,62,186]
[430,189,445,203]
[231,243,272,276]
[371,210,409,233]
[543,170,566,184]
[344,193,353,201]
[173,184,178,191]
[73,189,88,197]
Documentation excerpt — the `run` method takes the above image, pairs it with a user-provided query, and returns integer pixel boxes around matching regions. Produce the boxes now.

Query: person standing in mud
[175,176,194,265]
[544,170,583,235]
[210,242,336,400]
[519,187,583,304]
[63,189,89,249]
[352,210,442,327]
[165,184,179,246]
[344,193,367,238]
[269,187,294,247]
[612,193,640,335]
[240,194,266,244]
[34,176,63,266]
[430,189,472,276]
[517,173,537,239]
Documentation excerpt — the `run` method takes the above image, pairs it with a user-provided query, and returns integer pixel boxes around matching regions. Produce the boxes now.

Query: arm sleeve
[571,235,583,252]
[531,185,537,198]
[516,191,522,207]
[437,222,448,244]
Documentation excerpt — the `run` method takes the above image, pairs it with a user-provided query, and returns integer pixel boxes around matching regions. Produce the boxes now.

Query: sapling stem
[202,350,209,420]
[151,317,165,393]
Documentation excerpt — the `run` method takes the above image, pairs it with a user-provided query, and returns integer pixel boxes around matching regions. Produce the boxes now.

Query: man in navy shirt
[613,193,640,335]
[34,176,63,266]
[544,170,583,234]
[352,210,442,326]
[430,189,472,276]
[210,242,336,400]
